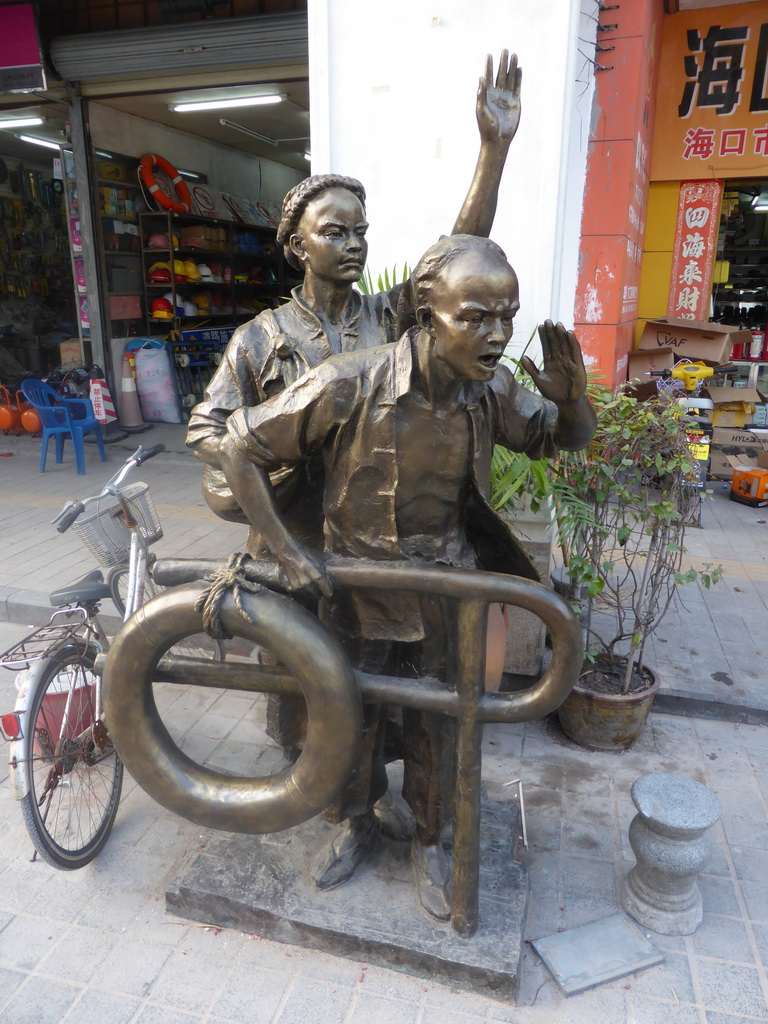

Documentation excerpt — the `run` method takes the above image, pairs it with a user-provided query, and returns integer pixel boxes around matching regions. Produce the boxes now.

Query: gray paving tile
[420,1012,486,1024]
[740,881,768,923]
[0,976,81,1024]
[146,948,231,1015]
[690,914,755,964]
[209,964,293,1023]
[731,846,768,882]
[0,914,69,972]
[91,939,174,997]
[629,951,696,1003]
[66,989,140,1024]
[695,959,768,1016]
[698,874,742,917]
[706,1015,768,1024]
[748,921,768,967]
[352,992,422,1024]
[561,854,618,898]
[631,997,701,1024]
[0,969,24,1011]
[275,979,354,1024]
[133,1006,200,1024]
[36,924,119,984]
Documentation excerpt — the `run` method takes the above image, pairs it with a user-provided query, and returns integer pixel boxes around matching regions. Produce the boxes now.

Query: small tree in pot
[555,384,721,749]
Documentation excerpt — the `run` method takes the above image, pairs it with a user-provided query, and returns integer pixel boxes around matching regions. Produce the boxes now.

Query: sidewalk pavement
[1,425,768,1023]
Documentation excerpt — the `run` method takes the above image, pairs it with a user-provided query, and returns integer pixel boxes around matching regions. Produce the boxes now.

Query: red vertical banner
[667,180,722,321]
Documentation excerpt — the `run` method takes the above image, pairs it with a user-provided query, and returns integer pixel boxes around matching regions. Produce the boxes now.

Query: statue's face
[290,188,368,284]
[428,251,519,383]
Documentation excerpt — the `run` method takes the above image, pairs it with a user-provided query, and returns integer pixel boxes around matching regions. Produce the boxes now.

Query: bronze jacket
[186,283,412,520]
[228,331,559,641]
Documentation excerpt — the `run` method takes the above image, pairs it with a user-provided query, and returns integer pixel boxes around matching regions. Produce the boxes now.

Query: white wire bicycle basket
[73,482,163,567]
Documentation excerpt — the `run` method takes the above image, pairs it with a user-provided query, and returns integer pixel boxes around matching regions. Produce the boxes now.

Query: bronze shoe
[310,810,380,890]
[410,838,451,921]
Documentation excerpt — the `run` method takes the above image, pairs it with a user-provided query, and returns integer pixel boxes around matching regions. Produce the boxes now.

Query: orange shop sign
[651,5,768,180]
[667,180,723,321]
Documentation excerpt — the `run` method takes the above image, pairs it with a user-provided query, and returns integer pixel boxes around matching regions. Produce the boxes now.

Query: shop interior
[0,72,309,423]
[713,180,768,391]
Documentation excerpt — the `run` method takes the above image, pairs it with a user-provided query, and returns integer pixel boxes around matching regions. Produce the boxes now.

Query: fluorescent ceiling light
[0,116,44,129]
[173,93,284,113]
[219,118,277,146]
[754,204,768,212]
[18,134,61,151]
[303,152,311,161]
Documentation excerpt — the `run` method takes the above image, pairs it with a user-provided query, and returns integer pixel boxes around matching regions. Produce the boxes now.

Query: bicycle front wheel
[19,647,123,869]
[108,565,224,661]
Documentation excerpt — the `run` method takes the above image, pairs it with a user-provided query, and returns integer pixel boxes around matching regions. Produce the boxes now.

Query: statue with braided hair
[185,50,523,847]
[187,51,521,544]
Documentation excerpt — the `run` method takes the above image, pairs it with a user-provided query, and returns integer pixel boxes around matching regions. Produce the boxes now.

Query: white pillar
[307,0,596,354]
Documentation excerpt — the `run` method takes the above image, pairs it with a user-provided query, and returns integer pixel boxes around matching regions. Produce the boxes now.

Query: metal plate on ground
[166,799,528,1001]
[531,913,664,996]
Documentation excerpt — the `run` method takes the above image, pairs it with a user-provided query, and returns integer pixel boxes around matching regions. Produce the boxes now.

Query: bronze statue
[187,50,523,768]
[217,235,597,919]
[186,51,522,539]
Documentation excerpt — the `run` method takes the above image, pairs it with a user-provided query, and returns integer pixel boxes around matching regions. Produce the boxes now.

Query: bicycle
[0,443,221,869]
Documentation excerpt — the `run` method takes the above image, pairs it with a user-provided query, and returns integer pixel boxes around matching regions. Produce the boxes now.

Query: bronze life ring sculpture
[103,559,581,835]
[104,582,363,833]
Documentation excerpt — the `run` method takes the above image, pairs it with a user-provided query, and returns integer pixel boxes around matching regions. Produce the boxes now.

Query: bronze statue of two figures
[103,52,595,937]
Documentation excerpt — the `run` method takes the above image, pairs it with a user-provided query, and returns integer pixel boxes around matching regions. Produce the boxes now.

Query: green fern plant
[357,263,411,295]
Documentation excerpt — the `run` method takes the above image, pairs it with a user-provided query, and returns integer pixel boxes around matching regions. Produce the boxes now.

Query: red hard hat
[149,261,171,283]
[151,297,174,320]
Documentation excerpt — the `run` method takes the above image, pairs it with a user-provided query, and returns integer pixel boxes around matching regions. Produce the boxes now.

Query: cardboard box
[627,348,675,381]
[709,427,768,478]
[59,339,82,366]
[703,387,766,428]
[181,225,227,251]
[637,317,752,365]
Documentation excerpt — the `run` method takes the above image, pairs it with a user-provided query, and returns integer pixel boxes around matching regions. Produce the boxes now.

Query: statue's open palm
[521,320,588,405]
[477,50,522,145]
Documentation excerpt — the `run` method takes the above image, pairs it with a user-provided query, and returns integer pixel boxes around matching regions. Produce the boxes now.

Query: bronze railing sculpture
[102,555,582,938]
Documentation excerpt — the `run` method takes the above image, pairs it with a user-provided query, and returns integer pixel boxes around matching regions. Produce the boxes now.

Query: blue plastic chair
[20,379,107,475]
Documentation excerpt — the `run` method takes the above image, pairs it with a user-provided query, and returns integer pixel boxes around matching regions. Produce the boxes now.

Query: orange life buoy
[139,153,192,213]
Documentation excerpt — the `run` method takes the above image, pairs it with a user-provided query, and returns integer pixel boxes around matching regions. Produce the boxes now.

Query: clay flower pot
[556,658,659,750]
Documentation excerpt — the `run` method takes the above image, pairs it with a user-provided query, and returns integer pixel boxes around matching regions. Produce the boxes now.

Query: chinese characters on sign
[667,180,722,322]
[652,11,768,179]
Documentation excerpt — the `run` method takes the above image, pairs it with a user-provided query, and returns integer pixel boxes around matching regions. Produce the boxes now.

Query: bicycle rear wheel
[19,647,123,869]
[108,566,224,661]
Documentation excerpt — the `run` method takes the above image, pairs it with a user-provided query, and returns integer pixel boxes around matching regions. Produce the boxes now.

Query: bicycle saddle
[49,569,112,608]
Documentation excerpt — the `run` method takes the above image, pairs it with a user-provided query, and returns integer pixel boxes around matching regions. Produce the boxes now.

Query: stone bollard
[621,773,721,936]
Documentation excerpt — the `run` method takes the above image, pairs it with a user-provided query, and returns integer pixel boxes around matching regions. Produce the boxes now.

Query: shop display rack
[138,210,285,333]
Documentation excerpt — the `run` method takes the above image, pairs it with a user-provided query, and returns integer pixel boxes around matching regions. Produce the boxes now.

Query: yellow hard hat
[183,260,201,282]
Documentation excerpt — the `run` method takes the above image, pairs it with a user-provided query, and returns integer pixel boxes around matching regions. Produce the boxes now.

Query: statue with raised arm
[186,51,522,543]
[217,235,596,920]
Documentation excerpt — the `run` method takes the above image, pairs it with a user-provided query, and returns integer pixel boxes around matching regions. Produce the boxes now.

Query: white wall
[308,0,596,358]
[87,102,302,206]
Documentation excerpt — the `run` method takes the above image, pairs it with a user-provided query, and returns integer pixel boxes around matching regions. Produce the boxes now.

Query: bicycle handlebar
[51,443,167,530]
[54,501,86,534]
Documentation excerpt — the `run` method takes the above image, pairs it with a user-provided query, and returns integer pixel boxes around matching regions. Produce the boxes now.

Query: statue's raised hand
[521,321,588,406]
[477,50,522,147]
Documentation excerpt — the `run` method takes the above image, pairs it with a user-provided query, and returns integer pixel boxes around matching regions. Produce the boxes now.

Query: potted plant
[553,384,722,749]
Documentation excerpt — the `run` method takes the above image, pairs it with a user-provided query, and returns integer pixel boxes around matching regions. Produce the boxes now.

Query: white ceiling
[96,78,310,172]
[0,74,310,172]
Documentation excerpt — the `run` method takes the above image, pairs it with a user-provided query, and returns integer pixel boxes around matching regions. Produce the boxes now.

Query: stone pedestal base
[166,800,528,1000]
[620,773,721,937]
[622,869,703,936]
